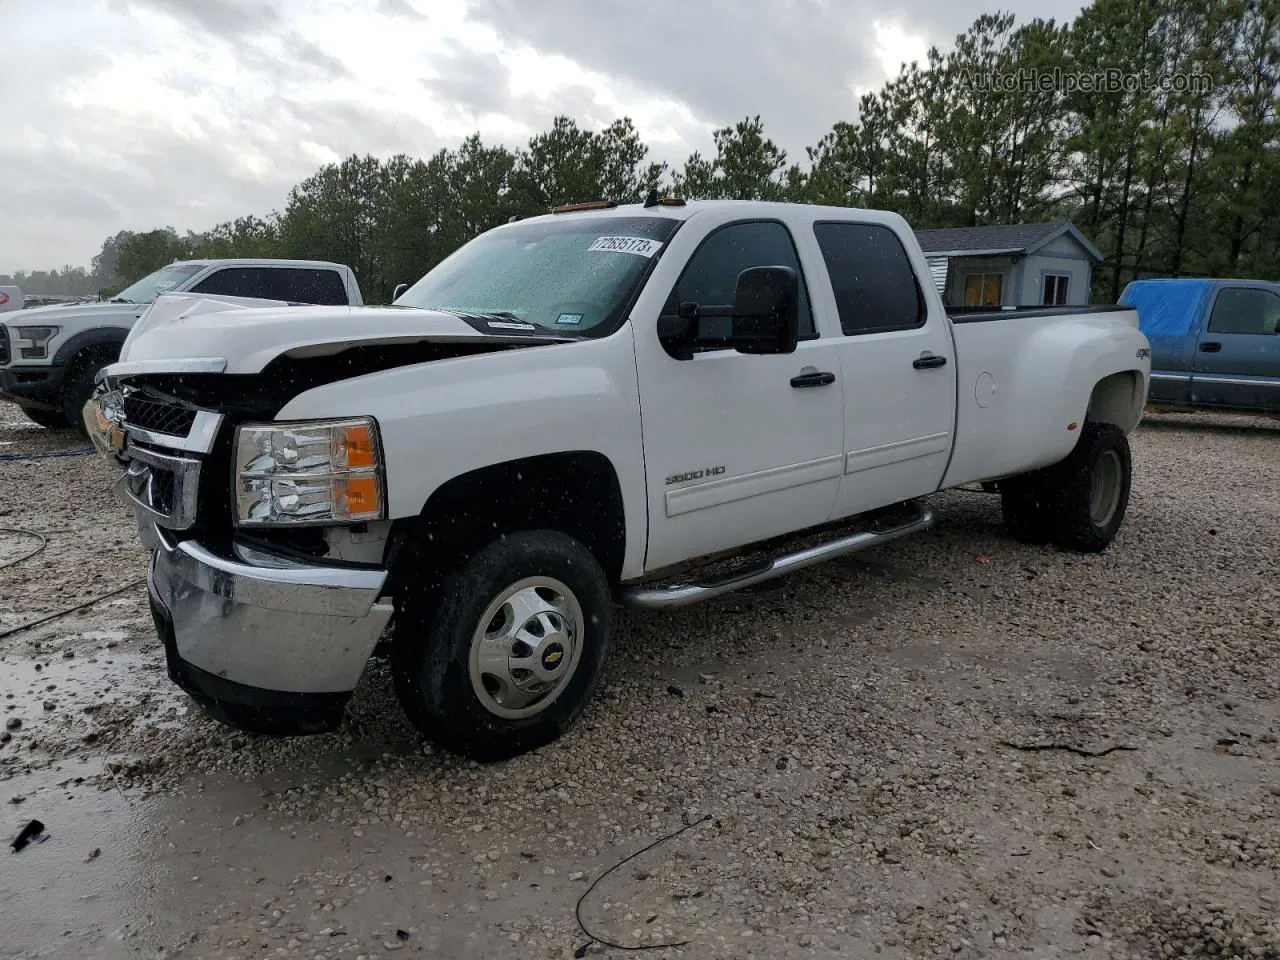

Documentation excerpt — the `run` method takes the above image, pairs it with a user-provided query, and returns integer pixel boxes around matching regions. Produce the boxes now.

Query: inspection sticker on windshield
[588,235,663,257]
[556,313,584,326]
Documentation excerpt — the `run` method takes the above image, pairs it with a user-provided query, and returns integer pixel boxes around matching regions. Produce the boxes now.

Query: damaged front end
[90,339,539,735]
[85,359,393,734]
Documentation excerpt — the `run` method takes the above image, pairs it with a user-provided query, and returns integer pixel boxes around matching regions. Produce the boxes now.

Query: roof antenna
[643,187,659,208]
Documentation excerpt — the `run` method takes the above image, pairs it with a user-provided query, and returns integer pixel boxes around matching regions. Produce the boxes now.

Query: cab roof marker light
[643,189,686,209]
[550,200,619,214]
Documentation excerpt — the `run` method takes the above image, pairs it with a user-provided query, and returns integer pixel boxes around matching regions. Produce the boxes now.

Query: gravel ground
[2,401,1278,960]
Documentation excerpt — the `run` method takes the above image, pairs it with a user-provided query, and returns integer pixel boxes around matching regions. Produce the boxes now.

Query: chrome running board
[620,500,936,610]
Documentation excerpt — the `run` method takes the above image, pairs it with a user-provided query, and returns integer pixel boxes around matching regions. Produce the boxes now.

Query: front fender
[51,326,129,367]
[273,327,650,580]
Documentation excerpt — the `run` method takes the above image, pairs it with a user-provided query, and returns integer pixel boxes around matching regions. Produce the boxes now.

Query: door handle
[1199,341,1222,353]
[790,370,836,388]
[913,354,948,369]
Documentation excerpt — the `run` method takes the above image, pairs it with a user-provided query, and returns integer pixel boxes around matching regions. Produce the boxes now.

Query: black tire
[1039,422,1132,552]
[60,360,105,436]
[21,406,71,430]
[999,475,1052,544]
[391,529,614,762]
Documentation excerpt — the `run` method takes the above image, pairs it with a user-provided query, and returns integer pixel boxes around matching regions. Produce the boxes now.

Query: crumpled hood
[115,295,573,375]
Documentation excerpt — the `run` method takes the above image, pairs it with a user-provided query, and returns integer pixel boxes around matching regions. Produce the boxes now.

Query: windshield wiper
[426,307,526,323]
[109,297,136,304]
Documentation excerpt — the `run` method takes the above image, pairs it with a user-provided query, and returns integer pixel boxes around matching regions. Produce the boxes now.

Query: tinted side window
[192,268,267,299]
[260,268,350,305]
[665,221,816,339]
[1208,287,1280,335]
[813,222,925,336]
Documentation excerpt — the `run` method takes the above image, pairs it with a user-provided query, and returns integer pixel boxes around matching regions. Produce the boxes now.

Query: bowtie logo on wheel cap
[541,643,565,670]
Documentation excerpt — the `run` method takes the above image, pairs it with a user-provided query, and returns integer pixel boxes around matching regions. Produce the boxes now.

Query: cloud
[2,0,1087,273]
[423,46,513,119]
[377,0,426,20]
[119,0,282,39]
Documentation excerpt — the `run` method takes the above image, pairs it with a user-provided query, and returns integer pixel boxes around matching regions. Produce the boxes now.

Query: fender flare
[52,327,129,369]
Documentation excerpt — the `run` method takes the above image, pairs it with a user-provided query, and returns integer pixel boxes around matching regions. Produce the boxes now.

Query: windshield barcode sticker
[588,236,663,257]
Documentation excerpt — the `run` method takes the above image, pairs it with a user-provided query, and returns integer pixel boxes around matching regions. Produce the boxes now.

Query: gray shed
[912,221,1104,308]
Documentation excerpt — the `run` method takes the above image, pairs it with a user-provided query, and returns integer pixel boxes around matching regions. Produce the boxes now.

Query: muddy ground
[1,401,1278,960]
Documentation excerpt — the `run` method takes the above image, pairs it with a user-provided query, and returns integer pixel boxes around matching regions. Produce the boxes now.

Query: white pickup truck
[89,199,1150,761]
[0,258,361,432]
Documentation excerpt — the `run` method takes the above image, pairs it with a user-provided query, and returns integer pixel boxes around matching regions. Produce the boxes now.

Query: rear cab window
[260,268,349,305]
[812,221,926,336]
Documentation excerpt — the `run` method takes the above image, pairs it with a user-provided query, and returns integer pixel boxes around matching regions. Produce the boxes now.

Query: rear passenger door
[1192,284,1280,412]
[811,221,958,520]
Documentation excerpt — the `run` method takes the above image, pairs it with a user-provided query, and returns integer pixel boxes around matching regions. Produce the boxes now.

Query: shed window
[963,273,1003,306]
[1042,274,1070,305]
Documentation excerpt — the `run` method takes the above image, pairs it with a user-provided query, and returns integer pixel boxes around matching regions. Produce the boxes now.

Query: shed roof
[913,221,1104,261]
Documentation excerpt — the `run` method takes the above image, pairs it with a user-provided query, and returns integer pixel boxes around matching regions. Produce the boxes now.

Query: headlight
[233,417,385,526]
[15,326,58,360]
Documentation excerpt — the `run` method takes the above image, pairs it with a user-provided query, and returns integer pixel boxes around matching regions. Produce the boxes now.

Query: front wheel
[60,361,105,436]
[391,530,614,762]
[1040,422,1132,552]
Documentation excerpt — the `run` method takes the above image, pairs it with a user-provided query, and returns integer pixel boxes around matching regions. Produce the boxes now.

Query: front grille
[123,394,198,437]
[150,468,176,516]
[0,324,9,364]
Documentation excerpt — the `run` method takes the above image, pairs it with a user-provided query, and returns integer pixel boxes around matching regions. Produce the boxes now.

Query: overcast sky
[1,0,1089,274]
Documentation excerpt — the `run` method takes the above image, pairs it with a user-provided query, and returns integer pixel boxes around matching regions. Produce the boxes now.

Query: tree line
[7,0,1277,304]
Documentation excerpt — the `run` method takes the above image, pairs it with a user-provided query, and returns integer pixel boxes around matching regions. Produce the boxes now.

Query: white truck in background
[0,259,361,432]
[90,198,1150,762]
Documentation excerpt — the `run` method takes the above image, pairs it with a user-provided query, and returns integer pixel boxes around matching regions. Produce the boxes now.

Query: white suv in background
[0,259,362,432]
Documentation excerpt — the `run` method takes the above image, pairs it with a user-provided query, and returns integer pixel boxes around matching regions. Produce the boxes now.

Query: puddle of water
[2,757,144,959]
[1,651,188,739]
[1,651,162,704]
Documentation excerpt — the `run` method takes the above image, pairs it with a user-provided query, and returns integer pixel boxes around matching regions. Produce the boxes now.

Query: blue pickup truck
[1119,278,1280,415]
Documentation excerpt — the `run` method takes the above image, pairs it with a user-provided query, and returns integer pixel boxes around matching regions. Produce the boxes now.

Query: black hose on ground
[0,580,145,642]
[0,448,96,463]
[0,528,48,570]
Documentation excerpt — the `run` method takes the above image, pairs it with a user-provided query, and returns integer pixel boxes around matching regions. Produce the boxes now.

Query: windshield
[112,262,205,304]
[394,215,681,335]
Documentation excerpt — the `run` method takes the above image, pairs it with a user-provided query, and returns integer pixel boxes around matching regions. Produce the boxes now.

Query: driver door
[632,217,846,572]
[1192,284,1280,410]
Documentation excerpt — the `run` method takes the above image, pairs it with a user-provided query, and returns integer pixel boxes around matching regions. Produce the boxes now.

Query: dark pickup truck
[1120,278,1280,415]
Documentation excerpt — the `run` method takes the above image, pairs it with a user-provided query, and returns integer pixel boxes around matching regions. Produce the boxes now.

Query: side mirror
[392,282,409,302]
[657,265,800,359]
[728,265,800,355]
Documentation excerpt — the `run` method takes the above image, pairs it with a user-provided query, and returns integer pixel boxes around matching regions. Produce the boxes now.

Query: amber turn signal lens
[341,424,377,469]
[337,475,381,520]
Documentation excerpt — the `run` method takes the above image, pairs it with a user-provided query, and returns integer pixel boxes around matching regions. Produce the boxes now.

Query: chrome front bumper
[146,525,394,696]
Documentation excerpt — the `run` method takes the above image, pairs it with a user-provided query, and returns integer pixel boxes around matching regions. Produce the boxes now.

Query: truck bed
[940,303,1146,489]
